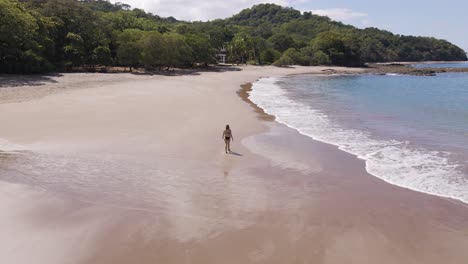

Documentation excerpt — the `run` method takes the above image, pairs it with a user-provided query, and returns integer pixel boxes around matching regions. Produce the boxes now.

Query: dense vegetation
[1,0,466,73]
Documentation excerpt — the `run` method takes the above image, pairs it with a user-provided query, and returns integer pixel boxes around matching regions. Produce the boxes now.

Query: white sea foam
[0,139,27,152]
[250,77,468,204]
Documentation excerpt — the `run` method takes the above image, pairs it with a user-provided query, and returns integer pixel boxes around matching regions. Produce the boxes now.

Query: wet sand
[0,66,467,263]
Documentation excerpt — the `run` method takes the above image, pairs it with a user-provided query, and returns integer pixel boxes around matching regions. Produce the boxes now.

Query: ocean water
[413,62,468,69]
[250,71,468,203]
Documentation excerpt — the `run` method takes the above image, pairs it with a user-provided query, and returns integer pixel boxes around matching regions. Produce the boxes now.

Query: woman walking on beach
[222,125,233,153]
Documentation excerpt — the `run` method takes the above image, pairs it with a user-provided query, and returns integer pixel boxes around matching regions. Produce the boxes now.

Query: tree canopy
[1,0,466,73]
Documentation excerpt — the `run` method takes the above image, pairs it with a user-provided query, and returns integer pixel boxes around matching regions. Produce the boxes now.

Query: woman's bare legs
[224,139,229,153]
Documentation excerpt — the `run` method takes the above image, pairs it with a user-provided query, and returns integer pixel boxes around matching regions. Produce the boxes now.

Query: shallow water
[250,73,468,203]
[412,62,468,69]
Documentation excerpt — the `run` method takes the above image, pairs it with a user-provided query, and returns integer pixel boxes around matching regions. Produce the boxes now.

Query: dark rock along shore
[366,63,468,76]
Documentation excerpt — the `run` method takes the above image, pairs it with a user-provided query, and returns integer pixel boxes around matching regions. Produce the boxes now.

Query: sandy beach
[0,66,467,264]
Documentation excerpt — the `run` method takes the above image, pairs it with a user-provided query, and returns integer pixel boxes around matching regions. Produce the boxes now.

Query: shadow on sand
[130,65,242,76]
[0,73,63,88]
[0,65,242,88]
[228,151,243,156]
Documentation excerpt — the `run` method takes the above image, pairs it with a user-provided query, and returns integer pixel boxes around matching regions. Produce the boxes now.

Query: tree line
[1,0,466,73]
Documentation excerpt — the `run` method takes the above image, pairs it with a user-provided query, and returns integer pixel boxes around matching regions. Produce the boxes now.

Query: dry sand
[0,66,467,264]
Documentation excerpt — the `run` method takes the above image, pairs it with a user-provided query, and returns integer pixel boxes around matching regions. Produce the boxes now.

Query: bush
[260,48,281,64]
[274,54,294,66]
[311,50,331,65]
[283,48,305,65]
[92,46,112,65]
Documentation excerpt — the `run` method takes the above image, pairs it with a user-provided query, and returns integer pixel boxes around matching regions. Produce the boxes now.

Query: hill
[1,0,466,73]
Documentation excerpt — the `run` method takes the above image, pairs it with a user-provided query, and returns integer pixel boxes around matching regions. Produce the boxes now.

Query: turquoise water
[413,62,468,68]
[250,72,468,203]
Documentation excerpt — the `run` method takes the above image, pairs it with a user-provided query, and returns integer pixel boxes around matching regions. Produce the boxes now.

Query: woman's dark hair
[226,124,230,129]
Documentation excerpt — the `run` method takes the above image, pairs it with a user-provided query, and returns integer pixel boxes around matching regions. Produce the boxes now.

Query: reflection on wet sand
[2,123,468,264]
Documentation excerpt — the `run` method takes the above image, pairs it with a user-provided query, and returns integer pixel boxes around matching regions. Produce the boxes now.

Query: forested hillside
[1,0,466,73]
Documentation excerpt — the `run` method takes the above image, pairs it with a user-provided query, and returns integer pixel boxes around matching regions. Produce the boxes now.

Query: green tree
[274,54,294,66]
[268,33,295,52]
[282,48,304,65]
[162,34,193,68]
[102,10,140,31]
[91,45,112,66]
[359,36,385,62]
[116,29,144,71]
[208,26,235,49]
[311,31,346,65]
[0,0,47,73]
[139,31,165,68]
[229,4,301,26]
[42,0,105,68]
[251,37,268,64]
[2,1,466,73]
[185,34,215,65]
[175,24,195,35]
[260,48,281,64]
[252,22,273,38]
[63,32,85,68]
[227,33,249,64]
[311,51,331,65]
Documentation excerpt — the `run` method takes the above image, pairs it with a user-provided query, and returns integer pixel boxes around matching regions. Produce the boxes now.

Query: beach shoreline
[0,66,467,263]
[244,74,468,205]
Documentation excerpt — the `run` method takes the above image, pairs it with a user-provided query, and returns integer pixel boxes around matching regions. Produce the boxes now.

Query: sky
[111,0,468,52]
